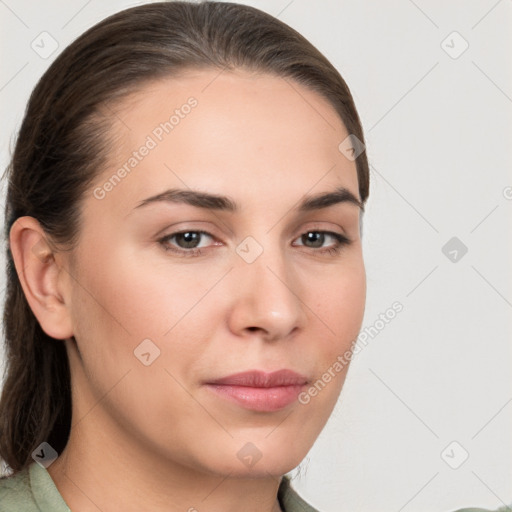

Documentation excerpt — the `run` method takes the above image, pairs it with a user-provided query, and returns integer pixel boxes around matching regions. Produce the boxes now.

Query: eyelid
[157,223,351,258]
[160,228,218,247]
[158,221,349,244]
[154,221,219,238]
[293,221,353,245]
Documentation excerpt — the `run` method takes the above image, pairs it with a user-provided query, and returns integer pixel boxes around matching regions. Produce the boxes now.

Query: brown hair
[0,0,370,474]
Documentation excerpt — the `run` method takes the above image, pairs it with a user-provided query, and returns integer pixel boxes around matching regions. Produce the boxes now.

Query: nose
[227,244,307,342]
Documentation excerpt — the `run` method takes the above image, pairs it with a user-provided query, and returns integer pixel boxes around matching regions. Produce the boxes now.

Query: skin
[10,68,366,512]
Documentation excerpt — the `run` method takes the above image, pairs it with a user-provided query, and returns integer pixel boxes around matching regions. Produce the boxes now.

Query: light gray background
[1,1,511,511]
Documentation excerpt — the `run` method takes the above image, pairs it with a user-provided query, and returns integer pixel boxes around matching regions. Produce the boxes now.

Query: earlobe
[9,216,74,340]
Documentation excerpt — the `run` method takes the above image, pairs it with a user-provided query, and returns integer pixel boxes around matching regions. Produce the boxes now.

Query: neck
[47,406,284,512]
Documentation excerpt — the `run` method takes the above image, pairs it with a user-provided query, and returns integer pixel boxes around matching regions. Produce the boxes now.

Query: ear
[9,216,74,340]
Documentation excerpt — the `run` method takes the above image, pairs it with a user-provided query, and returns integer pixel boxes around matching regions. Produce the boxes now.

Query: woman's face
[60,68,366,477]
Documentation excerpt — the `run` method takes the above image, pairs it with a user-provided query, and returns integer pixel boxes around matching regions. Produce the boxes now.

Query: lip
[204,370,308,412]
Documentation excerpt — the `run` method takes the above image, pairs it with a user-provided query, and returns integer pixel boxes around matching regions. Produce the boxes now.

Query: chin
[210,458,301,480]
[197,439,309,479]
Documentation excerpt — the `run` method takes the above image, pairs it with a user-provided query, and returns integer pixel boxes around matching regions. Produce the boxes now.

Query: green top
[451,508,512,512]
[0,462,510,511]
[0,462,319,511]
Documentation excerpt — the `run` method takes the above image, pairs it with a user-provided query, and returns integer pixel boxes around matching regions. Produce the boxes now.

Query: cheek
[76,245,202,331]
[67,251,216,440]
[70,245,221,377]
[311,258,366,348]
[301,257,366,406]
[290,264,366,441]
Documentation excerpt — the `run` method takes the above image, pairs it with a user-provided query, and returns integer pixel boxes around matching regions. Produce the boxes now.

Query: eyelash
[157,229,351,258]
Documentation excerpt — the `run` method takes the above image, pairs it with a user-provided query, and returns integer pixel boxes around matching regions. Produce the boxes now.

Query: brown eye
[158,230,215,257]
[294,231,351,255]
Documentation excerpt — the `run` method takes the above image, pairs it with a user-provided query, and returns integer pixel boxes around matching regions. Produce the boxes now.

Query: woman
[0,2,502,511]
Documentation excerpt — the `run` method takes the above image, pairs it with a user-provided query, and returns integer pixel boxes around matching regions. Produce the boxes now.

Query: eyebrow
[132,186,364,213]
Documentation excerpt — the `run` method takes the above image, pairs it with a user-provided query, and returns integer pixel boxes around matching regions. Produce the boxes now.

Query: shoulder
[0,462,70,511]
[277,477,512,512]
[278,475,321,512]
[0,464,40,511]
[450,506,512,512]
[278,475,512,512]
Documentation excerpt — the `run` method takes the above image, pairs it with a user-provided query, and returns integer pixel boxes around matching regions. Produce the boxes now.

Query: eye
[157,229,352,258]
[158,230,215,257]
[293,231,351,256]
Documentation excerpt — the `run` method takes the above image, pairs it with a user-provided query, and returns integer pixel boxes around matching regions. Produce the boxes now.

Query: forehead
[91,68,359,216]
